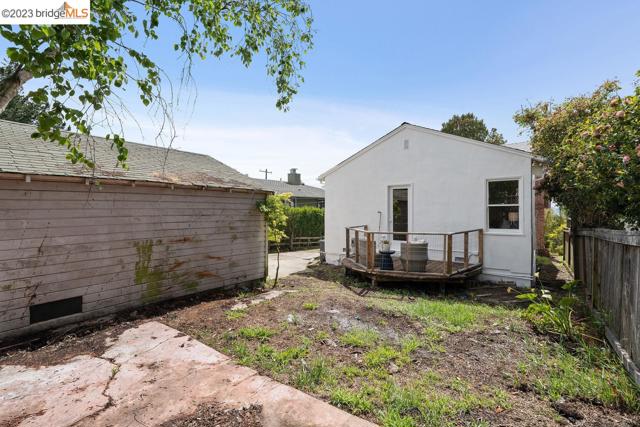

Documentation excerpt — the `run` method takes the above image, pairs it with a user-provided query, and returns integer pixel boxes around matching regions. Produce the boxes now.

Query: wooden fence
[568,228,640,385]
[269,236,323,252]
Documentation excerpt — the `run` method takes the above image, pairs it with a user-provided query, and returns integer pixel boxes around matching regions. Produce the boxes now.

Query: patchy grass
[339,328,380,348]
[517,341,640,412]
[372,296,510,332]
[225,309,247,320]
[302,302,319,310]
[294,357,335,391]
[238,326,276,341]
[330,387,374,415]
[158,264,640,427]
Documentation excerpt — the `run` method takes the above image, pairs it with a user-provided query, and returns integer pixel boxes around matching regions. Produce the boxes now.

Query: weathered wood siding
[573,228,640,385]
[0,179,266,340]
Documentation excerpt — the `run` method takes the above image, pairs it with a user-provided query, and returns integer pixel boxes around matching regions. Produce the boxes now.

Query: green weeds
[339,328,380,348]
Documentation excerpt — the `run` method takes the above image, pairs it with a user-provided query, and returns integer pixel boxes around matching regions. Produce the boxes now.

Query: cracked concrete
[0,321,375,427]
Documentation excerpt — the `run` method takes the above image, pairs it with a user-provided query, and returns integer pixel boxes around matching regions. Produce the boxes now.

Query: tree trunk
[274,245,280,287]
[0,68,33,114]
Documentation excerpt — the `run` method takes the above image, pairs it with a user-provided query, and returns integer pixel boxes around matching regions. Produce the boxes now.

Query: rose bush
[514,71,640,228]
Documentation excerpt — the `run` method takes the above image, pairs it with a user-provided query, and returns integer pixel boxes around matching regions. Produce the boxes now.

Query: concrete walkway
[0,321,374,427]
[268,249,319,279]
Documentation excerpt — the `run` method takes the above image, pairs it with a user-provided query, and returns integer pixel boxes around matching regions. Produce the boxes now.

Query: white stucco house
[319,122,543,288]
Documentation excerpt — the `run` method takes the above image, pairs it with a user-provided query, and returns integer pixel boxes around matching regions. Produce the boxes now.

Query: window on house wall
[391,188,408,240]
[487,179,520,231]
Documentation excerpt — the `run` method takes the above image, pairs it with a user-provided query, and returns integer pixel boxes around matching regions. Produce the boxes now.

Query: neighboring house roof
[0,120,261,191]
[251,178,325,199]
[318,122,533,180]
[505,142,531,152]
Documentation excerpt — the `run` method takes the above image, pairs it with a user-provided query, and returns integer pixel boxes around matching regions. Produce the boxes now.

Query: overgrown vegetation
[512,281,640,411]
[514,70,640,228]
[544,208,568,256]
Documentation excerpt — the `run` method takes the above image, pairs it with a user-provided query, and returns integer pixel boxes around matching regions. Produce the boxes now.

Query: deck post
[464,232,469,268]
[446,234,453,275]
[355,230,360,264]
[478,229,484,264]
[366,232,373,270]
[442,234,448,273]
[345,228,350,259]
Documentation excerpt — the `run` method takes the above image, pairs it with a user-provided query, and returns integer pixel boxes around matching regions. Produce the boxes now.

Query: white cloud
[104,89,444,185]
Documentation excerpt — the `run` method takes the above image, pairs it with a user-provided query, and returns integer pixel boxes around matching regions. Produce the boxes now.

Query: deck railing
[344,225,483,277]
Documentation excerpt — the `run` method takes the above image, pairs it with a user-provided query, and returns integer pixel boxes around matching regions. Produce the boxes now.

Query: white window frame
[388,184,412,241]
[486,177,523,235]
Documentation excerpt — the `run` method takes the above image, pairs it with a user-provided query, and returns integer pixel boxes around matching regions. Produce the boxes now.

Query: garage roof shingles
[0,120,260,191]
[252,178,324,199]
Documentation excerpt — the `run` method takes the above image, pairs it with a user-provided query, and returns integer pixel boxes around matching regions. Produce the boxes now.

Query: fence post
[478,229,484,265]
[290,229,294,251]
[355,230,360,264]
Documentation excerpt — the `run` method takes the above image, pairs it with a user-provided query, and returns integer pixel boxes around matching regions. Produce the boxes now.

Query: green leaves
[257,193,292,245]
[441,113,506,144]
[515,72,640,228]
[0,0,314,168]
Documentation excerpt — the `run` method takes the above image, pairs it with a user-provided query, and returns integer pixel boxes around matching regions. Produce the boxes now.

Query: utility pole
[259,168,272,180]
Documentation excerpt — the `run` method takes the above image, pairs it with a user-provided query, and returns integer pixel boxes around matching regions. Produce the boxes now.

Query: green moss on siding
[134,240,165,301]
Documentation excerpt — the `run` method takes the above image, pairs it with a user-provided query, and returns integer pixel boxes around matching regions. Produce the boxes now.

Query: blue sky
[7,0,640,183]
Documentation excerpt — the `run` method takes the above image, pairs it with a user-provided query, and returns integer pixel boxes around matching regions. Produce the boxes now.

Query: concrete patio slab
[0,321,375,427]
[268,249,319,279]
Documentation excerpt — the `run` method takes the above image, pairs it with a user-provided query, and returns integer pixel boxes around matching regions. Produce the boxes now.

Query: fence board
[571,228,640,385]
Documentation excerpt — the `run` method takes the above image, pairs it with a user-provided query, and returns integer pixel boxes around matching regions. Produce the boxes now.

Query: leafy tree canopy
[0,63,47,124]
[0,0,314,168]
[514,72,640,229]
[485,127,507,145]
[440,112,506,144]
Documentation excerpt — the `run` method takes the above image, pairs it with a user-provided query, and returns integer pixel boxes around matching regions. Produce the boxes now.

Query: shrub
[286,206,324,238]
[514,71,640,228]
[513,281,580,342]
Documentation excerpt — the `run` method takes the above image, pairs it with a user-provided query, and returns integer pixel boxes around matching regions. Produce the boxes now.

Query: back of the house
[319,123,539,287]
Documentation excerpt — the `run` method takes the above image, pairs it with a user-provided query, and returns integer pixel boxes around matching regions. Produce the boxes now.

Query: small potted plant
[380,239,391,252]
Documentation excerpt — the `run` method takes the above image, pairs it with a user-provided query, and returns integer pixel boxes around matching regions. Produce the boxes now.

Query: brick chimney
[287,168,301,185]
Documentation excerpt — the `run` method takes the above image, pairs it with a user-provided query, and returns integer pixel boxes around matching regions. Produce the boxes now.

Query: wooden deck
[342,257,482,283]
[343,225,484,284]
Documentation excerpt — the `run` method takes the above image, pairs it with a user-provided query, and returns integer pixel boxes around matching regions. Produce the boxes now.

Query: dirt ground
[1,263,638,427]
[161,404,263,427]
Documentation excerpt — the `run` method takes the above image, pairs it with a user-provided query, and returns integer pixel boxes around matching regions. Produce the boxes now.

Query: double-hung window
[487,179,520,231]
